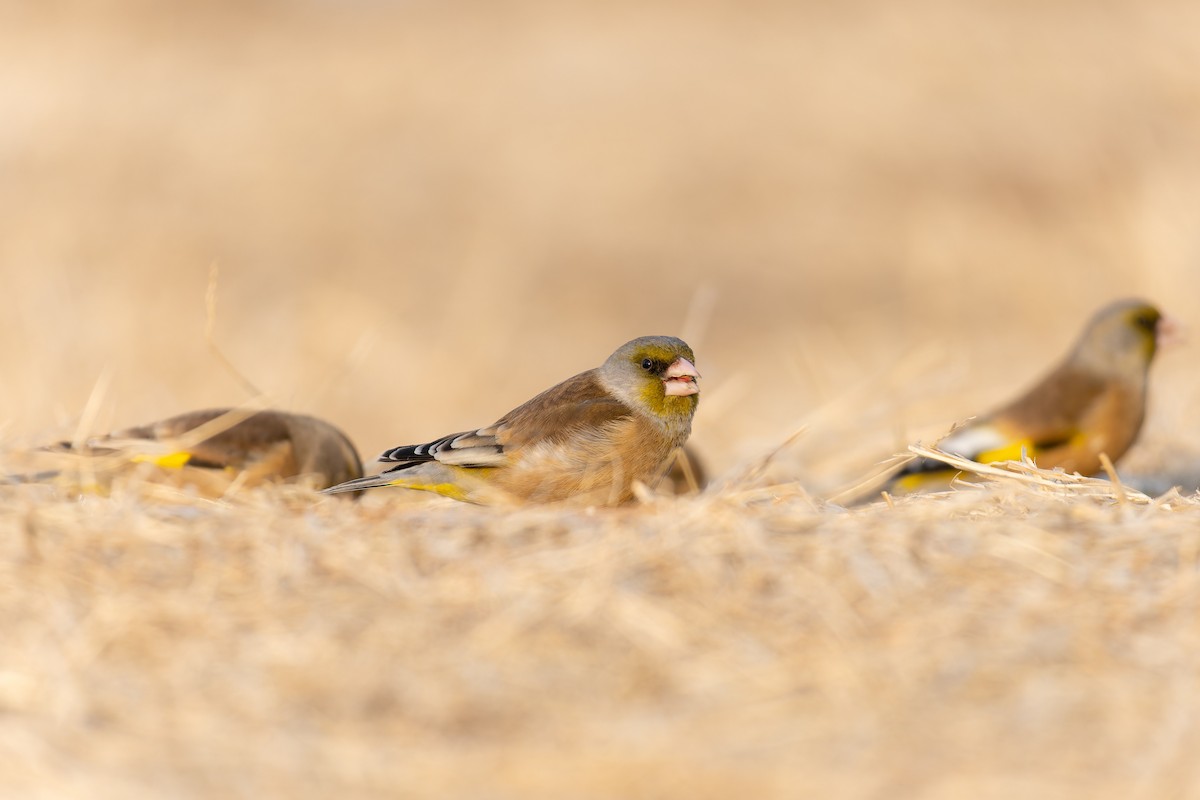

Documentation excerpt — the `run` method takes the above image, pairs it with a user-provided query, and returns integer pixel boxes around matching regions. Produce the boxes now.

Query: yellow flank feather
[386,479,474,503]
[131,452,194,469]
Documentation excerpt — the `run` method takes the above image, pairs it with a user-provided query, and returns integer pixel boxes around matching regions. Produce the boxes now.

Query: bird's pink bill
[663,357,700,397]
[1157,315,1187,350]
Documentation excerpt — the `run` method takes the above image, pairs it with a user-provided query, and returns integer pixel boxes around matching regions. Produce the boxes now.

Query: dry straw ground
[3,0,1200,797]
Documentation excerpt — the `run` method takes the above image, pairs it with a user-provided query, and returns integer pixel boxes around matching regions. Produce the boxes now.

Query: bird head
[600,336,700,428]
[1072,298,1171,376]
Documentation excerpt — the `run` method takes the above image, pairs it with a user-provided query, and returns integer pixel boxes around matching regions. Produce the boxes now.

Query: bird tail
[1,469,63,485]
[322,471,474,502]
[321,473,403,494]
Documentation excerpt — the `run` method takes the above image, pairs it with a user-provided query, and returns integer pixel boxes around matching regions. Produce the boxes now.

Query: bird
[887,298,1174,493]
[324,335,701,505]
[28,408,363,493]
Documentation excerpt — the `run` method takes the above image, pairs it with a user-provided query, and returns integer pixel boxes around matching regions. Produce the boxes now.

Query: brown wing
[112,408,294,470]
[280,414,364,486]
[112,408,230,441]
[110,408,363,488]
[491,369,634,447]
[988,366,1110,449]
[379,369,635,472]
[985,365,1145,474]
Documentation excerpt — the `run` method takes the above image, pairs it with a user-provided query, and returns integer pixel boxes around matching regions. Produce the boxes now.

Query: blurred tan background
[3,0,1199,493]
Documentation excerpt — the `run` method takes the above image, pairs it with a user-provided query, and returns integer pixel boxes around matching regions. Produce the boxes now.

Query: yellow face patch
[634,347,698,414]
[1123,306,1161,361]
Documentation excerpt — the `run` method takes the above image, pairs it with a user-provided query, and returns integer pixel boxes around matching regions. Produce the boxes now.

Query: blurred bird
[325,336,700,505]
[888,298,1175,493]
[27,408,363,493]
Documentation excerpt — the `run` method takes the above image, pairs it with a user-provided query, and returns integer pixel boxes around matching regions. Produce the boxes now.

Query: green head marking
[600,336,700,431]
[1075,299,1164,372]
[1124,303,1162,361]
[626,338,700,419]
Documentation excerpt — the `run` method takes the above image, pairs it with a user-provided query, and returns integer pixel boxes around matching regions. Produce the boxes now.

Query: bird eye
[1133,312,1157,332]
[641,358,654,371]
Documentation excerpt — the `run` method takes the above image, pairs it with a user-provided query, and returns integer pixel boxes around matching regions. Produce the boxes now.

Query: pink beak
[663,357,700,397]
[1157,315,1187,349]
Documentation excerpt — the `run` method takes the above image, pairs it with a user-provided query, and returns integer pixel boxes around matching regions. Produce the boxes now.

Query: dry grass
[4,0,1200,796]
[5,479,1200,798]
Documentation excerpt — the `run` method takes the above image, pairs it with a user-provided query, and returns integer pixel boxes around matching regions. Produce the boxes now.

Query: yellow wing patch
[892,469,965,493]
[893,439,1041,491]
[131,452,194,469]
[975,440,1036,464]
[977,432,1087,466]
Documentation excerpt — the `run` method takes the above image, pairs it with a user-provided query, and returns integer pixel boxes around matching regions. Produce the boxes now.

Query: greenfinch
[42,408,363,492]
[889,298,1173,493]
[324,336,700,505]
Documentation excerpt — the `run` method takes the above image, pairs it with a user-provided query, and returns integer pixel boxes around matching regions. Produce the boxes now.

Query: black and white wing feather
[379,426,507,471]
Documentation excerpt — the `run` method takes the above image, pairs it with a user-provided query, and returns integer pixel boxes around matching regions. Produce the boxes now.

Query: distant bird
[35,408,363,493]
[889,298,1175,493]
[325,336,700,505]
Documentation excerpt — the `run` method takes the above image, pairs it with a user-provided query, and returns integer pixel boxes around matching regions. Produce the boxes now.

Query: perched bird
[31,408,363,493]
[889,298,1174,493]
[325,336,701,505]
